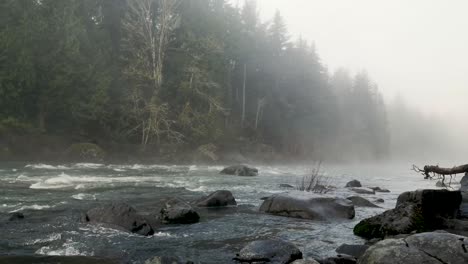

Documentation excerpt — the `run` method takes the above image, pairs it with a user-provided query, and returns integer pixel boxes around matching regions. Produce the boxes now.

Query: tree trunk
[423,164,468,177]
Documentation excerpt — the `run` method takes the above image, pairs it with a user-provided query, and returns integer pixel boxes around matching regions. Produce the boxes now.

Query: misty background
[1,0,467,163]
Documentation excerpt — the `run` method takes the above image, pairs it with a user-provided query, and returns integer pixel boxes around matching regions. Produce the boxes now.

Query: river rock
[291,260,320,264]
[233,239,302,264]
[321,255,357,264]
[259,194,355,220]
[397,189,462,219]
[357,232,468,264]
[369,187,390,193]
[160,198,199,224]
[196,190,237,207]
[83,202,154,236]
[280,184,295,188]
[350,188,375,195]
[220,164,258,176]
[346,196,380,208]
[374,198,384,203]
[335,244,369,259]
[345,180,362,188]
[8,212,25,221]
[145,256,194,264]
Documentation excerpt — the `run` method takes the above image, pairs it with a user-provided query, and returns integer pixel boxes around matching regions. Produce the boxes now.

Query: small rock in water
[279,184,295,188]
[374,198,385,203]
[345,180,362,188]
[233,239,302,264]
[220,164,258,176]
[8,212,25,221]
[196,190,237,207]
[370,187,390,193]
[346,196,381,208]
[349,187,375,195]
[335,244,369,259]
[160,198,200,224]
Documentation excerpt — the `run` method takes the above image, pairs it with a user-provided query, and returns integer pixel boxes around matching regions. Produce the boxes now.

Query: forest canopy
[0,0,390,161]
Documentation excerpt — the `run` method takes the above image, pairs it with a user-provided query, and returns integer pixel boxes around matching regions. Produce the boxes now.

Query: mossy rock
[65,143,105,162]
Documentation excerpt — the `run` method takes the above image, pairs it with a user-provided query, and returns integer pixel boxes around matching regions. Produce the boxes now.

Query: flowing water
[0,161,453,263]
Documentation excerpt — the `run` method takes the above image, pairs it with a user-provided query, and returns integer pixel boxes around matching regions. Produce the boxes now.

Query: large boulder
[220,164,258,176]
[233,239,302,264]
[65,143,105,162]
[346,196,380,208]
[397,189,462,220]
[358,232,468,264]
[335,244,369,259]
[353,203,423,239]
[160,198,199,224]
[345,180,362,188]
[259,194,355,220]
[83,202,154,236]
[195,190,237,207]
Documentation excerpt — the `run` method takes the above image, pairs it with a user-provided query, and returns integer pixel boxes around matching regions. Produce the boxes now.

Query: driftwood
[413,164,468,187]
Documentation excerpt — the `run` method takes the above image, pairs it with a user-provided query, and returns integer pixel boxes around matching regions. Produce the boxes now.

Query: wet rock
[369,187,390,193]
[358,232,468,264]
[233,239,302,264]
[145,256,194,264]
[335,244,369,259]
[350,188,375,195]
[83,202,154,236]
[320,255,357,264]
[260,196,270,201]
[220,164,258,176]
[397,189,462,219]
[345,180,362,188]
[374,198,384,203]
[8,212,25,221]
[259,194,355,220]
[196,190,237,207]
[160,198,199,224]
[280,184,295,188]
[346,196,381,208]
[353,203,422,239]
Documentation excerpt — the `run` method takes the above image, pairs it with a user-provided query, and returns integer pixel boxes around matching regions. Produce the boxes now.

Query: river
[0,162,453,263]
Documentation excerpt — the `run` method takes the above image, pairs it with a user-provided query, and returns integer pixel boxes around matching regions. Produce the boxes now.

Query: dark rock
[83,202,154,236]
[335,244,369,259]
[144,256,194,264]
[369,187,390,193]
[320,255,357,264]
[353,203,422,239]
[220,164,258,176]
[374,198,384,203]
[350,188,375,195]
[346,196,381,208]
[259,194,355,220]
[358,232,468,264]
[279,184,295,188]
[397,189,462,219]
[260,196,269,201]
[160,198,199,224]
[8,212,25,221]
[196,190,237,207]
[233,239,302,264]
[345,180,362,188]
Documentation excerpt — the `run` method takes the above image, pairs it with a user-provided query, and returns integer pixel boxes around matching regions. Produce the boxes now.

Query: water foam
[24,233,62,246]
[71,193,96,201]
[25,164,69,170]
[10,204,53,212]
[35,239,93,256]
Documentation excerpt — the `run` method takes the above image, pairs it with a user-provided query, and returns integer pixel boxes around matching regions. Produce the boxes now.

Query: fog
[253,0,468,161]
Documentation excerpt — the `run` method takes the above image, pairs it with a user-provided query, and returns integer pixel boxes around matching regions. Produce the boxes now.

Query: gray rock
[291,260,320,264]
[435,181,446,188]
[280,184,295,188]
[358,232,468,264]
[83,202,154,236]
[345,180,362,188]
[234,239,302,264]
[374,198,384,203]
[335,244,369,259]
[346,196,381,208]
[350,188,375,195]
[160,198,199,224]
[196,190,237,207]
[321,255,357,264]
[220,164,258,176]
[397,189,462,219]
[259,194,355,220]
[369,187,390,193]
[8,212,24,221]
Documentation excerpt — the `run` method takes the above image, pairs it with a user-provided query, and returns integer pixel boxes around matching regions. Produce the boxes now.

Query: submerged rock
[335,244,369,259]
[369,187,390,193]
[259,194,355,220]
[358,232,468,264]
[220,164,258,176]
[83,202,154,236]
[350,188,375,195]
[8,212,25,221]
[234,239,302,264]
[374,198,384,203]
[346,196,381,208]
[160,198,199,224]
[279,184,295,188]
[196,190,237,207]
[345,180,362,188]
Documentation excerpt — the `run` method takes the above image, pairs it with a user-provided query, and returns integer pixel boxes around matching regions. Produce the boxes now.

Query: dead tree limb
[412,164,468,187]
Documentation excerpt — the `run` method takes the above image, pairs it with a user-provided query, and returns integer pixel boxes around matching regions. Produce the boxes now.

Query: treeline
[0,0,389,160]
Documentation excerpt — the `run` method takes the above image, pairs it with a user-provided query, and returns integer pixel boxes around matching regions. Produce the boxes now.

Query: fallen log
[413,164,468,186]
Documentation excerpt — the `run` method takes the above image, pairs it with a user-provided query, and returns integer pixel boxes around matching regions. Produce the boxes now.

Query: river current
[0,162,453,263]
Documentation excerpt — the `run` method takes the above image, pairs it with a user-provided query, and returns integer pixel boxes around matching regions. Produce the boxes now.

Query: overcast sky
[248,0,468,120]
